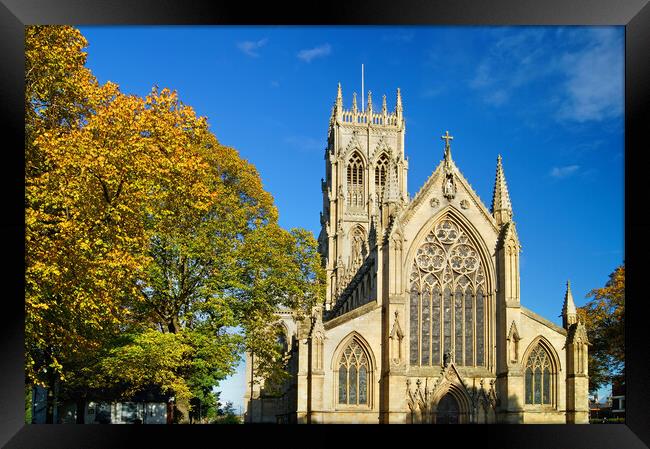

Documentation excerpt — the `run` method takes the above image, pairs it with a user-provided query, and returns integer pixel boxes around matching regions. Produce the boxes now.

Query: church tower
[318,83,408,311]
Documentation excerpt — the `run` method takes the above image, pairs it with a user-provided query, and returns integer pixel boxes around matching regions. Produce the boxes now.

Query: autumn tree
[26,25,150,422]
[25,25,325,423]
[578,264,625,393]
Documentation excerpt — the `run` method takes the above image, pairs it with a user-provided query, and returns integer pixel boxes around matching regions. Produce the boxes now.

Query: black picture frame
[2,0,648,447]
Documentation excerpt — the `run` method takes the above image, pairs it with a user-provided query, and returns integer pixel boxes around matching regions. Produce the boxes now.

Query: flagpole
[361,64,366,112]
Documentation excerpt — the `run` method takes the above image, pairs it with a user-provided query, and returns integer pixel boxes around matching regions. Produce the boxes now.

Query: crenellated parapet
[332,84,405,130]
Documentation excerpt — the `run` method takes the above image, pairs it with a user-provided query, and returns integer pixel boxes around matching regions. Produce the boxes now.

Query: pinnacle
[491,154,513,224]
[562,279,578,328]
[563,280,577,315]
[384,161,400,203]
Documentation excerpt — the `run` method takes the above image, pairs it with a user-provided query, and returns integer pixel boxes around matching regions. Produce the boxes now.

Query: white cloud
[236,38,268,57]
[556,29,623,122]
[484,90,508,106]
[468,29,554,108]
[467,27,623,123]
[549,165,580,178]
[297,44,331,63]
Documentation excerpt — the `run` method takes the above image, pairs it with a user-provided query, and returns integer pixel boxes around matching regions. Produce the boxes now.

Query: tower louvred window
[347,153,364,209]
[375,153,388,201]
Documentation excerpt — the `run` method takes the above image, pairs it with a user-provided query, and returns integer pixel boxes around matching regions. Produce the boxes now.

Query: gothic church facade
[244,85,589,424]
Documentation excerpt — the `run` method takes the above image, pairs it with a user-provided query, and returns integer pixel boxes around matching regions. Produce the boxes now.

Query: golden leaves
[25,26,326,410]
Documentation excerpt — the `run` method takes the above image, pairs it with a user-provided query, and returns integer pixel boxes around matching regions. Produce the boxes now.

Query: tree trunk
[166,401,174,424]
[75,398,85,424]
[167,316,180,334]
[45,368,56,424]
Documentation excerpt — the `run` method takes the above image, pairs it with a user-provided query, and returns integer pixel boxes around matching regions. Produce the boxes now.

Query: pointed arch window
[409,218,487,367]
[338,339,370,405]
[524,344,555,406]
[347,152,365,210]
[375,153,389,202]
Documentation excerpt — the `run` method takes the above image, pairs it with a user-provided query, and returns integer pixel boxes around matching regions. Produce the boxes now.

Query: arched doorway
[436,393,460,424]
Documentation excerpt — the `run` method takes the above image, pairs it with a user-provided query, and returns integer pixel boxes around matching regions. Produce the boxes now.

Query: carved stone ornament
[460,199,470,209]
[442,173,456,201]
[430,197,440,208]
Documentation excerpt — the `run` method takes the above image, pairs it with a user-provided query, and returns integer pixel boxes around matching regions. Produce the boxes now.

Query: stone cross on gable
[441,130,454,146]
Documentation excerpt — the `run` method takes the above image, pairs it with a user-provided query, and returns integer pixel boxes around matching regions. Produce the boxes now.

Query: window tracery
[375,153,389,203]
[338,339,370,405]
[409,218,486,367]
[347,152,364,210]
[524,344,555,405]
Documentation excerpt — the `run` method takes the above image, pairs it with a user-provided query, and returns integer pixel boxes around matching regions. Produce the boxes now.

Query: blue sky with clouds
[77,25,624,409]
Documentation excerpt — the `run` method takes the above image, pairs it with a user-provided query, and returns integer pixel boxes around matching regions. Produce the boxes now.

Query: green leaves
[578,264,625,392]
[25,25,326,420]
[99,329,194,402]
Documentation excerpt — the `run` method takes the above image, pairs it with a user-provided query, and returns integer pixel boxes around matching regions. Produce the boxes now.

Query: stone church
[244,84,589,424]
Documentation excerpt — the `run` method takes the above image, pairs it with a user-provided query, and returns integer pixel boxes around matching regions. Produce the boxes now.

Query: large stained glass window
[338,340,370,405]
[432,287,441,365]
[476,288,484,366]
[524,344,554,405]
[421,286,431,365]
[464,288,474,365]
[409,218,487,367]
[454,285,463,365]
[443,287,451,359]
[409,287,419,365]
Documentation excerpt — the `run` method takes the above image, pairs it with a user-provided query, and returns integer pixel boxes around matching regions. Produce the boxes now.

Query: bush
[590,417,625,424]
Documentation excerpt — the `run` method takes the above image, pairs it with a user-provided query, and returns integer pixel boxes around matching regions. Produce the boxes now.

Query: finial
[352,92,358,113]
[441,130,454,147]
[395,88,403,123]
[441,130,454,162]
[382,94,387,114]
[334,82,343,119]
[367,90,373,113]
[562,278,577,328]
[491,154,513,226]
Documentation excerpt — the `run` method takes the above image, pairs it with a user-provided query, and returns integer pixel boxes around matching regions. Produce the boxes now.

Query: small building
[31,385,169,424]
[589,398,612,420]
[611,378,625,420]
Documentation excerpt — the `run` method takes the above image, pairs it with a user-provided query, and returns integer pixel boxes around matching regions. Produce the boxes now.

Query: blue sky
[77,25,624,409]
